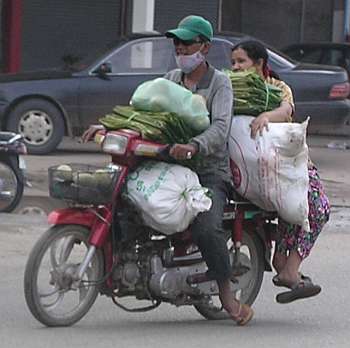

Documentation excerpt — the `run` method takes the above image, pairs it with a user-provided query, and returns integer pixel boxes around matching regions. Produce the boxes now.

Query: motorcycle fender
[245,222,272,272]
[48,208,97,227]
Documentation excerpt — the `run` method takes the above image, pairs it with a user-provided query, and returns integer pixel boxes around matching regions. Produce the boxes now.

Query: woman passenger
[231,40,330,304]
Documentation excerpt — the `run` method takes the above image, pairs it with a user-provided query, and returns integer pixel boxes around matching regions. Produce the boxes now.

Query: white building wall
[132,0,155,33]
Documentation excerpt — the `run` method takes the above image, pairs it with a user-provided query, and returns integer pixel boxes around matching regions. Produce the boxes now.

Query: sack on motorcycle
[130,77,210,133]
[126,161,212,235]
[229,116,310,231]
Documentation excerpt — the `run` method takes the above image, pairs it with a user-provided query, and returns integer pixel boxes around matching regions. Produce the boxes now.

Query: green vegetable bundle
[99,105,195,145]
[225,69,282,116]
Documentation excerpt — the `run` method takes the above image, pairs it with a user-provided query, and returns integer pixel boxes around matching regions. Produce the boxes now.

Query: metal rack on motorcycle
[48,163,121,206]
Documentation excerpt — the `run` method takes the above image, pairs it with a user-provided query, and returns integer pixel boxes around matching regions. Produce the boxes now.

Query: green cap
[165,15,213,42]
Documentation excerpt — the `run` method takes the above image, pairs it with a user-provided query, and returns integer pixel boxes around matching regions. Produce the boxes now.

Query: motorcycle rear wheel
[24,225,104,327]
[194,230,265,320]
[0,158,24,212]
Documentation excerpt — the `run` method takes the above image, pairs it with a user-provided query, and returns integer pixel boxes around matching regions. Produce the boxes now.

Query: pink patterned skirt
[276,165,330,260]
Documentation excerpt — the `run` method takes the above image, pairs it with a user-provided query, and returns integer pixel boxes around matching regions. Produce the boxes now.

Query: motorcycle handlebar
[0,132,23,145]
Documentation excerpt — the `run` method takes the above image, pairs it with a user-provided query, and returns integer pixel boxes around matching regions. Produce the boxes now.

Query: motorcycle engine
[113,198,216,301]
[113,245,213,301]
[148,255,197,299]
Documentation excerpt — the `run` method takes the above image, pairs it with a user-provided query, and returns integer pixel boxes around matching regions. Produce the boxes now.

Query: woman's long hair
[232,40,280,79]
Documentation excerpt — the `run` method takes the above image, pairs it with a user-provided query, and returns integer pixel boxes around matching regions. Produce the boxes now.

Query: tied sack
[229,116,310,231]
[126,161,212,235]
[130,77,210,133]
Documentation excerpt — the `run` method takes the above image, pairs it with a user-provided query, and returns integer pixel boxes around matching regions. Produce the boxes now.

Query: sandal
[272,273,312,288]
[276,280,321,304]
[231,303,254,326]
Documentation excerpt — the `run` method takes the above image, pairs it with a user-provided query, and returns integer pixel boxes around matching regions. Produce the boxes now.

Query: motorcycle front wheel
[0,158,24,212]
[24,225,104,327]
[194,230,265,320]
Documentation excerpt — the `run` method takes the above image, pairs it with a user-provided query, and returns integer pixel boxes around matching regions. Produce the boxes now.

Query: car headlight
[102,133,128,155]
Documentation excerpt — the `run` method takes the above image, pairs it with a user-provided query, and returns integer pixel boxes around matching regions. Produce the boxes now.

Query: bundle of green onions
[225,69,282,116]
[99,105,195,145]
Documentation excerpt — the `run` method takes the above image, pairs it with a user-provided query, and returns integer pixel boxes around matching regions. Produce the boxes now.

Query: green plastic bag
[130,78,210,132]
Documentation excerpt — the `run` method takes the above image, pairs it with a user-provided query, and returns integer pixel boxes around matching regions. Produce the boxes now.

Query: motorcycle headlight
[102,133,128,155]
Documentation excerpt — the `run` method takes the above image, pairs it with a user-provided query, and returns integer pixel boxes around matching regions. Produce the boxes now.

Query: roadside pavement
[307,133,350,149]
[307,134,350,208]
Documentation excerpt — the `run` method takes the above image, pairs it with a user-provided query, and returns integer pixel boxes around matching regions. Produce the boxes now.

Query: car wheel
[7,99,65,155]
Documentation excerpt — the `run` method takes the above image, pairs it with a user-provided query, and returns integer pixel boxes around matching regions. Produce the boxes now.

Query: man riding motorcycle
[83,15,253,325]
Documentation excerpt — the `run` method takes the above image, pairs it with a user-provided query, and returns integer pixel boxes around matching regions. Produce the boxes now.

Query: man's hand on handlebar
[169,143,198,160]
[81,125,105,143]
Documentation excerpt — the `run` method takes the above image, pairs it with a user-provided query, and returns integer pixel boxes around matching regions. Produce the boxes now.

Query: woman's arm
[250,101,292,138]
[250,77,294,138]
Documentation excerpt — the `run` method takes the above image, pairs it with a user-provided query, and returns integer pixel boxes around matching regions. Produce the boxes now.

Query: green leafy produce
[224,69,282,116]
[99,106,206,171]
[99,105,196,145]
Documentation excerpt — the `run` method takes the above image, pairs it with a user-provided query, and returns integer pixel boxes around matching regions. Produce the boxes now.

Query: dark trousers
[191,174,232,282]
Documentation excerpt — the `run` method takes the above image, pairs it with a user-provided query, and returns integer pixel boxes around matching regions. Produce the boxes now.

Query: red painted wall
[3,0,22,73]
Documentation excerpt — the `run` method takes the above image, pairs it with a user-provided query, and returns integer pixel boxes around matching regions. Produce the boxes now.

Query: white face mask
[175,48,205,73]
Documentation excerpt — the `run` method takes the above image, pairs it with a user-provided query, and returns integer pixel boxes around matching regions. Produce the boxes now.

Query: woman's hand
[81,125,105,143]
[169,143,198,160]
[250,113,270,139]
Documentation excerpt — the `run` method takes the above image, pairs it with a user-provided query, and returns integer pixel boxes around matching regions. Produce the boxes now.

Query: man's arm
[190,78,233,156]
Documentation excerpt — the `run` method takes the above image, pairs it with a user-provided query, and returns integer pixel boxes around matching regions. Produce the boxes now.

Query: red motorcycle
[24,128,276,327]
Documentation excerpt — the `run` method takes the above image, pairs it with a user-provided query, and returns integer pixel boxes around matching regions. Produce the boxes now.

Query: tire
[7,99,65,155]
[0,157,24,212]
[194,230,265,320]
[24,225,104,327]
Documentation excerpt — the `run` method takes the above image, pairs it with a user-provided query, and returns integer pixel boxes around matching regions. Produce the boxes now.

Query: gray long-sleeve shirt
[164,64,233,182]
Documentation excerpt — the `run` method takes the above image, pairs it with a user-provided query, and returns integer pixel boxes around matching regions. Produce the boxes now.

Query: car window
[321,48,345,67]
[287,47,323,64]
[284,47,304,61]
[206,39,233,69]
[102,37,174,74]
[321,48,344,65]
[344,48,350,73]
[267,50,295,71]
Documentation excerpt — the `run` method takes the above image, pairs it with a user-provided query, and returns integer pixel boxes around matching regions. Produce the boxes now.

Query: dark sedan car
[0,34,349,154]
[281,42,350,78]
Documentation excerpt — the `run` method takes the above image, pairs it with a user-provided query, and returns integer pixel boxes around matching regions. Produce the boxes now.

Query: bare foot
[230,303,254,326]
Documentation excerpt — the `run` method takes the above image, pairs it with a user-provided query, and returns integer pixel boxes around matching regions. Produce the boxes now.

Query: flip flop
[276,281,321,304]
[272,273,312,288]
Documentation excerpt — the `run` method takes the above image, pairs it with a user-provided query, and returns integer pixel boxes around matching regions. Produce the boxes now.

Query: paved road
[1,135,350,348]
[1,209,349,348]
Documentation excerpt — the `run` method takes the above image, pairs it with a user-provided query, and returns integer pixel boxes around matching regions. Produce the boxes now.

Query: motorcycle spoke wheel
[24,225,104,327]
[194,230,265,320]
[0,161,21,212]
[38,285,60,298]
[50,235,75,268]
[42,292,65,311]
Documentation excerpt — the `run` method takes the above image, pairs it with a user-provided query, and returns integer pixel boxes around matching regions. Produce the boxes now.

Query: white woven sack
[229,115,310,231]
[126,161,212,235]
